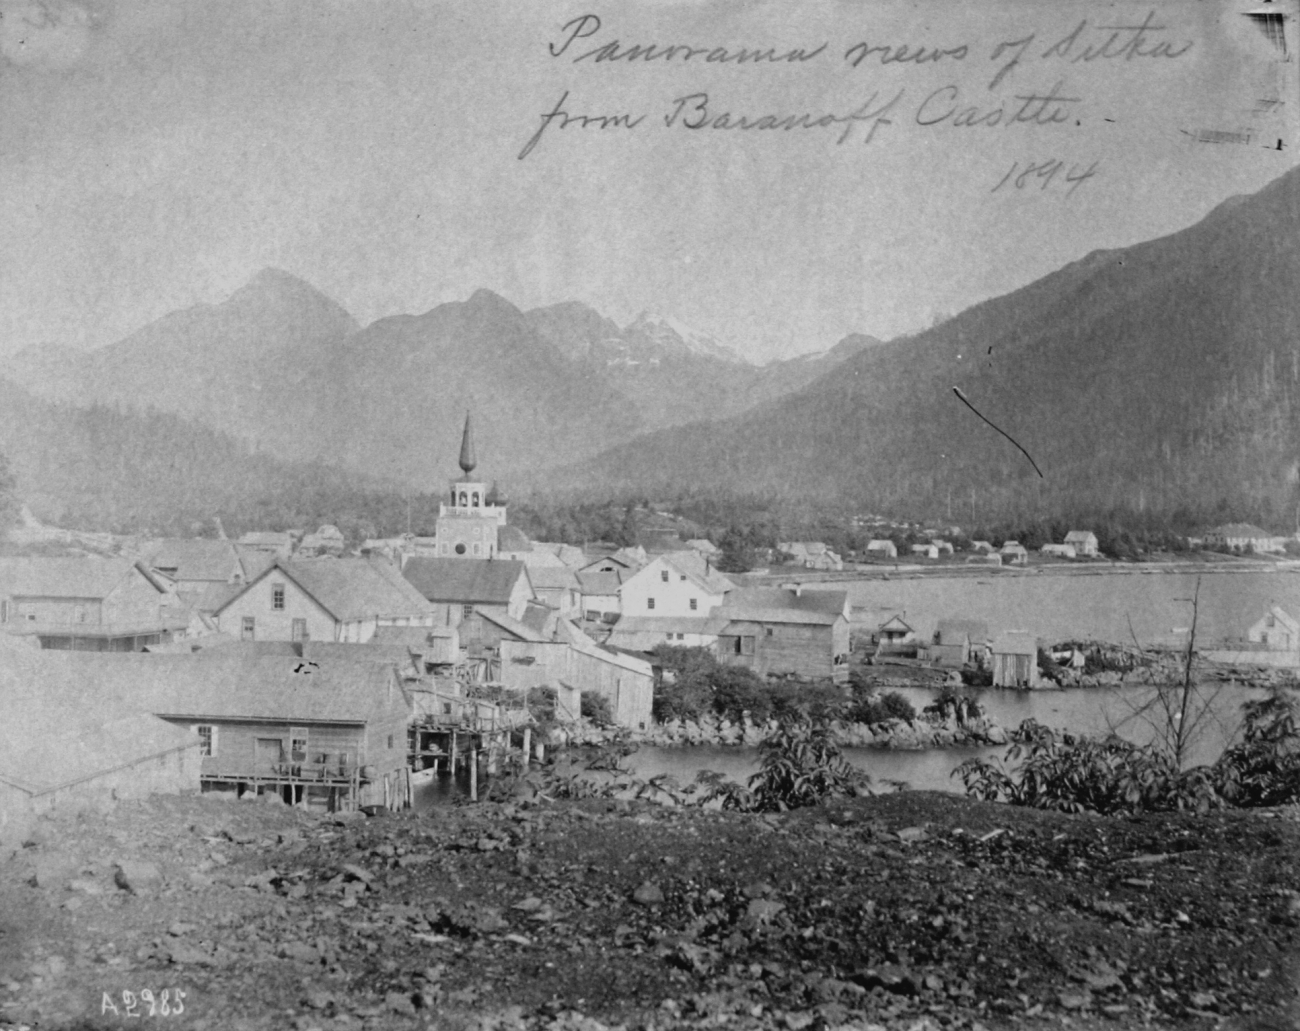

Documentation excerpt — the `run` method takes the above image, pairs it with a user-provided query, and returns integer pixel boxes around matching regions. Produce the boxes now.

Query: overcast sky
[0,0,1294,363]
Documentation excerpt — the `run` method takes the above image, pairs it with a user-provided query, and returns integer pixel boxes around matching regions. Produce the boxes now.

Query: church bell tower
[435,413,507,557]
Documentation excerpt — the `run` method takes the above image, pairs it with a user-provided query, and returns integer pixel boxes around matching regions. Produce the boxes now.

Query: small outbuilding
[991,631,1040,687]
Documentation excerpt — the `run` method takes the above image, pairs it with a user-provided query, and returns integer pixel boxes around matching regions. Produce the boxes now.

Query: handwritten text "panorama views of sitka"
[518,11,1191,169]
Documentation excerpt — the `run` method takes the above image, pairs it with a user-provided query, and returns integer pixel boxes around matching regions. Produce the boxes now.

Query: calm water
[826,567,1300,648]
[417,682,1271,805]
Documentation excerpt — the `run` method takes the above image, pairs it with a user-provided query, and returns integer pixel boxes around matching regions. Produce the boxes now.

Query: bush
[710,666,772,724]
[847,690,917,726]
[746,717,866,812]
[581,692,615,728]
[957,692,1300,815]
[923,684,982,722]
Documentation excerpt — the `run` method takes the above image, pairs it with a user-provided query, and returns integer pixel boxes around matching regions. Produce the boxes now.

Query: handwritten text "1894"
[992,158,1099,195]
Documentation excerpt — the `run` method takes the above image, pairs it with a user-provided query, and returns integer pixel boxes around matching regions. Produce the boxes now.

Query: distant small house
[971,541,995,554]
[715,587,851,683]
[298,525,346,558]
[910,543,940,560]
[778,542,844,571]
[865,539,898,559]
[1248,606,1300,650]
[496,526,535,563]
[1203,523,1286,554]
[1064,531,1100,558]
[684,539,721,558]
[1000,541,1029,566]
[930,620,991,668]
[965,553,1003,566]
[991,632,1040,688]
[931,540,954,555]
[877,615,916,644]
[1040,543,1077,559]
[527,542,587,569]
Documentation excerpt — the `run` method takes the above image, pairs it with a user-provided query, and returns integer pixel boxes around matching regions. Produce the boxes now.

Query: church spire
[458,411,477,476]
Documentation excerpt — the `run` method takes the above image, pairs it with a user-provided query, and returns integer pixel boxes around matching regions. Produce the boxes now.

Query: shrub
[923,684,982,722]
[847,690,917,726]
[710,666,772,724]
[746,717,866,812]
[581,692,615,727]
[1214,690,1300,807]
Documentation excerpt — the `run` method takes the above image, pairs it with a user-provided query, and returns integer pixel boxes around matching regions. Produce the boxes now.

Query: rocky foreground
[1,790,1298,1031]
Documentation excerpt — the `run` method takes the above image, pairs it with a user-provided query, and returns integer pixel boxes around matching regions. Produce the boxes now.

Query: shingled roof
[718,588,848,626]
[214,558,433,622]
[402,557,530,606]
[0,557,166,600]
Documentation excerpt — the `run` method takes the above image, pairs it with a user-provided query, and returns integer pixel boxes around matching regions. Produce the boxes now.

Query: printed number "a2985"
[101,988,186,1017]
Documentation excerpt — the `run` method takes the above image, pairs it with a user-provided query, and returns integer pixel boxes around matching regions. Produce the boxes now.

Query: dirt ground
[1,789,1298,1031]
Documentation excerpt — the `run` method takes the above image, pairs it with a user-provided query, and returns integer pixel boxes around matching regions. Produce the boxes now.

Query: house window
[75,606,87,623]
[680,574,686,581]
[689,598,697,611]
[462,604,474,618]
[459,492,468,506]
[1267,615,1276,627]
[388,734,395,749]
[196,725,216,757]
[272,584,285,610]
[472,492,480,507]
[765,627,774,636]
[647,597,655,610]
[290,727,308,762]
[241,616,255,641]
[291,618,308,642]
[472,543,482,556]
[0,600,6,622]
[661,570,669,582]
[441,543,451,555]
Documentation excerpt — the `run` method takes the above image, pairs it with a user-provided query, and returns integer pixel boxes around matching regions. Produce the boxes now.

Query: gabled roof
[606,614,731,637]
[879,614,914,632]
[530,542,587,568]
[576,569,624,595]
[0,649,407,735]
[0,556,165,600]
[528,566,580,590]
[473,608,547,643]
[653,550,735,595]
[1208,523,1275,539]
[521,601,560,638]
[1064,530,1098,543]
[142,539,242,583]
[557,618,654,676]
[718,588,848,626]
[215,558,433,622]
[402,557,530,605]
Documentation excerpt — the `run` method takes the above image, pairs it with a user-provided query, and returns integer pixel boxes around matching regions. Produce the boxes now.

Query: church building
[434,414,509,558]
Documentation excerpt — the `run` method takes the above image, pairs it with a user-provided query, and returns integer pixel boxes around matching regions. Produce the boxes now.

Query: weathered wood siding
[217,576,338,642]
[718,616,850,682]
[103,571,168,625]
[500,640,654,730]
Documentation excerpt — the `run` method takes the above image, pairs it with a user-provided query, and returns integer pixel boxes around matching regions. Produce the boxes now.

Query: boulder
[114,860,163,894]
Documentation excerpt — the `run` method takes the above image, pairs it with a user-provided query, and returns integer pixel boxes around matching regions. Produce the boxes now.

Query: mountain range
[554,164,1300,528]
[0,278,877,487]
[3,163,1297,533]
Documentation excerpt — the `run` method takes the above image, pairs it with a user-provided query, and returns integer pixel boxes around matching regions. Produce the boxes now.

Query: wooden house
[877,615,916,645]
[0,556,186,652]
[715,587,851,682]
[144,650,416,811]
[500,620,654,730]
[1202,523,1285,554]
[528,565,583,617]
[297,524,346,558]
[929,620,990,667]
[1064,530,1100,557]
[401,557,534,626]
[1000,541,1029,566]
[991,632,1040,687]
[1247,606,1300,650]
[618,551,733,620]
[910,543,940,560]
[865,539,897,559]
[576,569,625,622]
[1040,543,1078,559]
[213,558,434,643]
[971,540,995,554]
[778,542,844,571]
